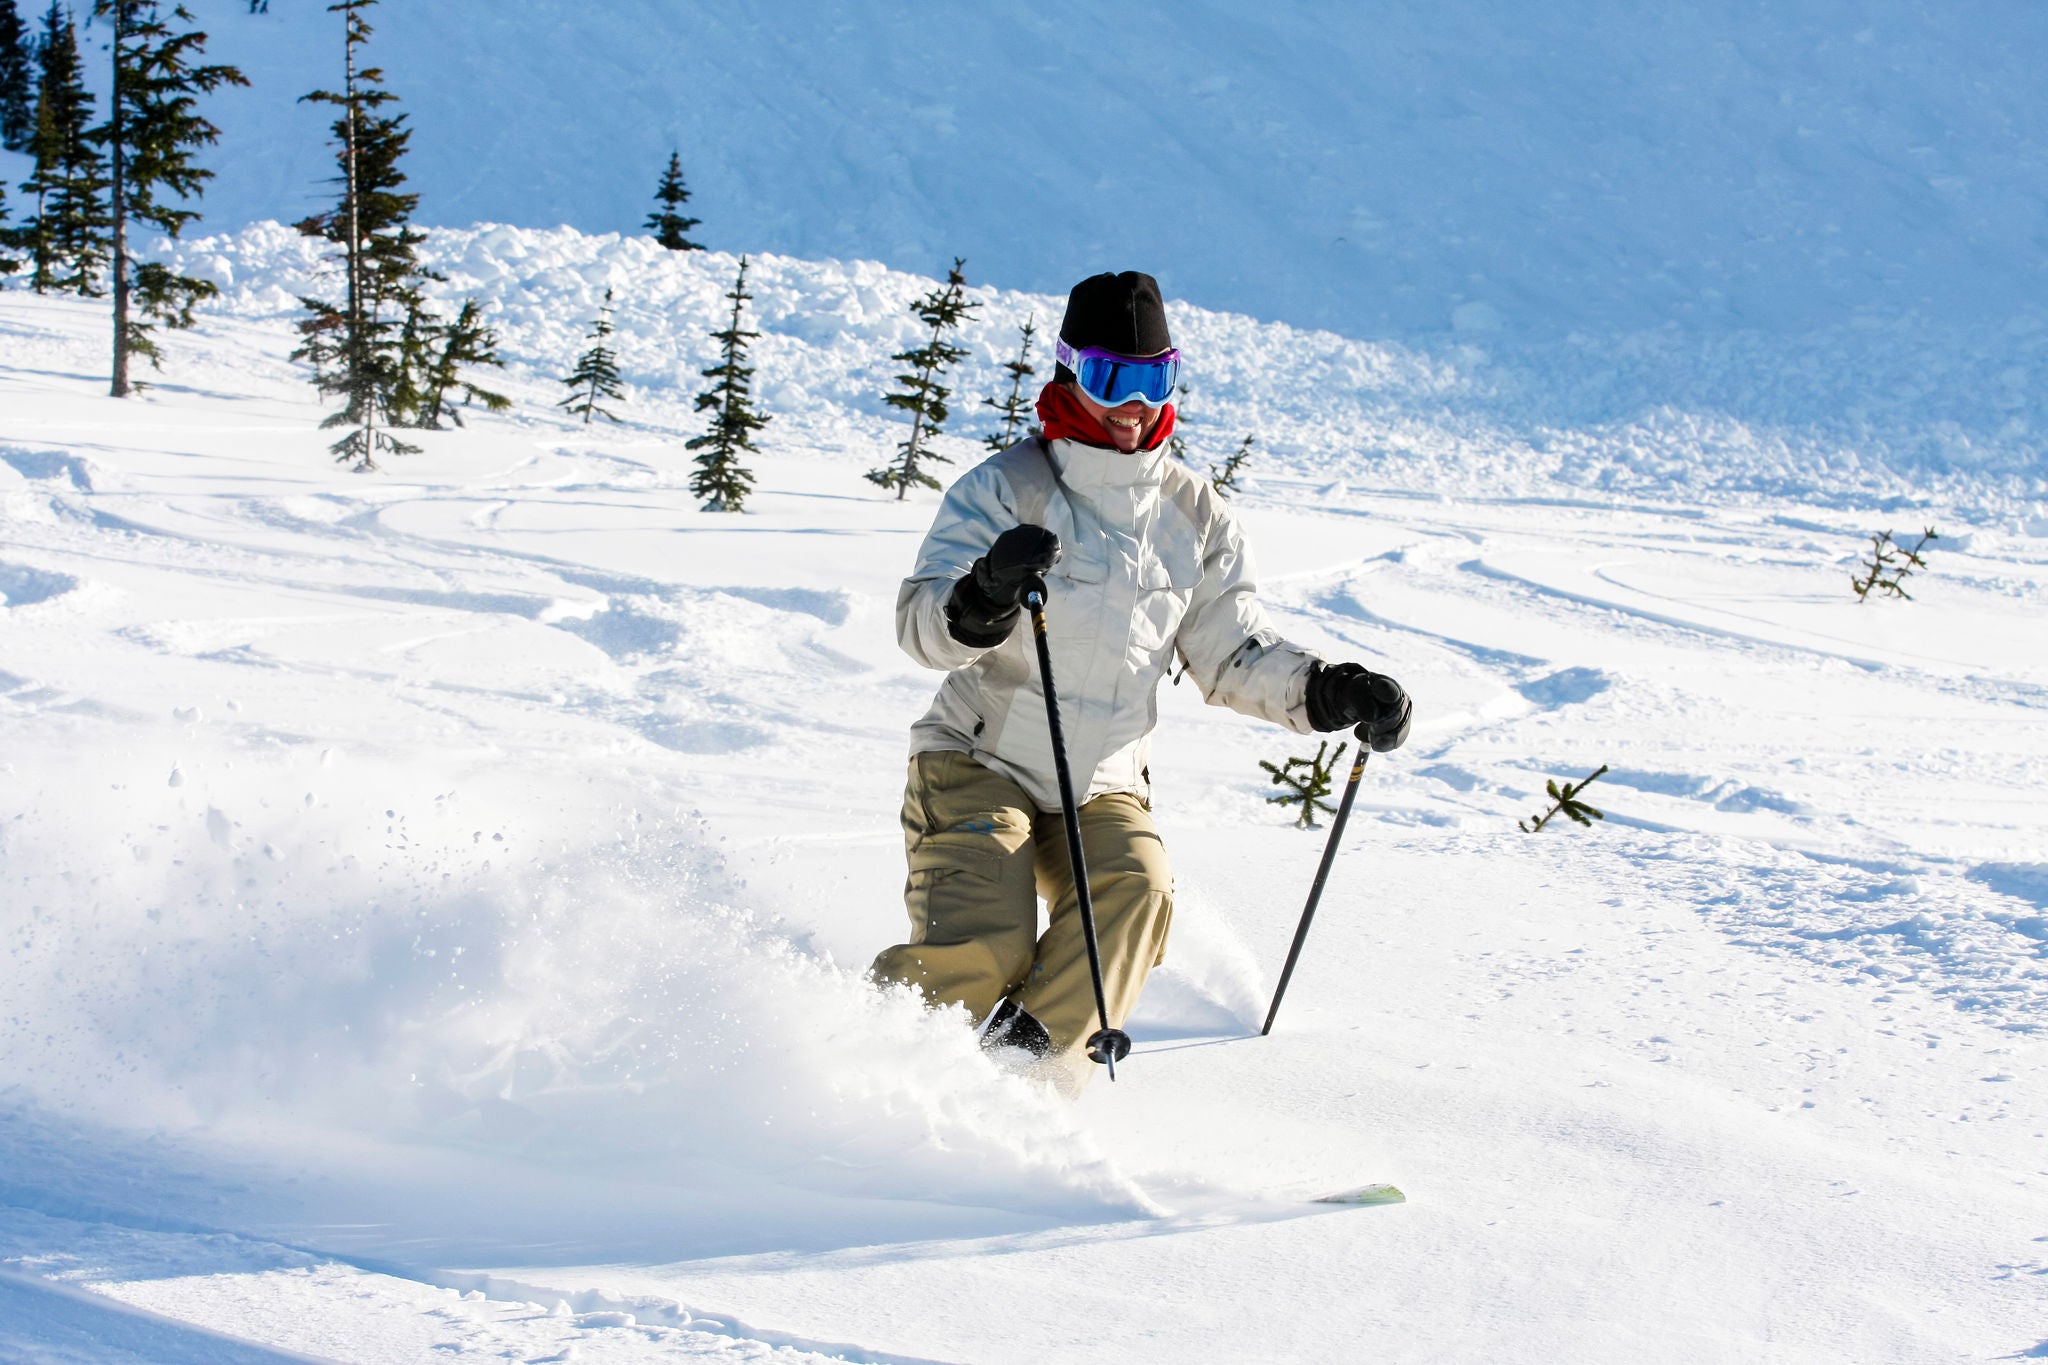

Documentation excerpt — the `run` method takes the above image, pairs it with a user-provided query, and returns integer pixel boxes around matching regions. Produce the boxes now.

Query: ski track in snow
[2,234,2046,1362]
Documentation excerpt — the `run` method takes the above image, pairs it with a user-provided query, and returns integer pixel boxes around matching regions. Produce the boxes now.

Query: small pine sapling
[386,292,434,424]
[685,254,769,513]
[868,257,976,499]
[1850,526,1937,602]
[981,316,1038,453]
[559,286,624,424]
[415,298,508,428]
[1262,739,1348,829]
[1210,434,1253,496]
[1519,764,1609,833]
[1165,383,1191,465]
[645,150,702,251]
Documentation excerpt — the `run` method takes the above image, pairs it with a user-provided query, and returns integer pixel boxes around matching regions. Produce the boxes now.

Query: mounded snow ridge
[168,221,2048,515]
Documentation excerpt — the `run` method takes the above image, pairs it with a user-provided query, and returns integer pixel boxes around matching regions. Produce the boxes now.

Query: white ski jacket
[897,435,1321,812]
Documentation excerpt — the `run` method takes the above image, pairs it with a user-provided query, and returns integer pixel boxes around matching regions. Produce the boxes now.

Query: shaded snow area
[2,224,2047,1364]
[119,2,2048,345]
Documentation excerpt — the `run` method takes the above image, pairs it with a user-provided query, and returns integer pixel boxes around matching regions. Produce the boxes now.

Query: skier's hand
[973,525,1062,608]
[1307,662,1412,752]
[945,525,1061,647]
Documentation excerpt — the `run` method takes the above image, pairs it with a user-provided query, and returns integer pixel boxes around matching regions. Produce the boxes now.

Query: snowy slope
[3,224,2046,1361]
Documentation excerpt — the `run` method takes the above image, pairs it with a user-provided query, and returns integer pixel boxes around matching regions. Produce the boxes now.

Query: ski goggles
[1054,339,1182,409]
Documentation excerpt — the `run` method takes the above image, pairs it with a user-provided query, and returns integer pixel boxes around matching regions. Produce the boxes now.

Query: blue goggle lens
[1074,352,1179,408]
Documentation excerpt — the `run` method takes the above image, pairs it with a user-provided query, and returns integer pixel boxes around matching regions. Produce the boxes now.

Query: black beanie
[1058,271,1172,358]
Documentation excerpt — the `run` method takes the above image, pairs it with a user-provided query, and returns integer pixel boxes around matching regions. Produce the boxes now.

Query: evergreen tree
[291,0,433,470]
[1208,434,1253,496]
[981,316,1038,454]
[1165,382,1191,466]
[386,289,431,423]
[867,257,976,499]
[1262,740,1348,830]
[0,177,19,276]
[414,299,508,428]
[93,1,247,395]
[644,150,701,251]
[559,285,623,424]
[0,0,33,152]
[17,2,109,296]
[686,255,767,512]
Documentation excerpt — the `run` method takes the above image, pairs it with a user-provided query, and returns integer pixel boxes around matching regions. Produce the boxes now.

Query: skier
[871,270,1412,1090]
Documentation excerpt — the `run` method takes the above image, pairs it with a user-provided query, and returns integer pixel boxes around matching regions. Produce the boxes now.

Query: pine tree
[93,1,248,395]
[1262,740,1348,829]
[1850,526,1938,602]
[1209,434,1253,496]
[17,2,109,296]
[1165,382,1192,466]
[414,299,508,428]
[644,150,701,251]
[1518,765,1609,833]
[686,255,768,512]
[868,257,976,499]
[981,316,1038,454]
[0,177,19,276]
[0,0,33,152]
[559,286,623,424]
[291,0,434,470]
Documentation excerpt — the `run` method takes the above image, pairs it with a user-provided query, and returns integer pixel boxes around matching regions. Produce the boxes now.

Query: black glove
[1306,661,1412,752]
[944,525,1061,647]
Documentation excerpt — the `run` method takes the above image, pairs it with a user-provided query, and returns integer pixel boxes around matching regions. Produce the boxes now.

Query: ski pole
[1261,730,1371,1036]
[1023,579,1133,1079]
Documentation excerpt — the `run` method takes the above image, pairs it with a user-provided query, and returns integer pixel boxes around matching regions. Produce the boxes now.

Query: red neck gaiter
[1035,381,1177,452]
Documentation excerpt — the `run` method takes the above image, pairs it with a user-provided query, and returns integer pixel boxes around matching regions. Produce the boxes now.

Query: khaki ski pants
[870,750,1174,1089]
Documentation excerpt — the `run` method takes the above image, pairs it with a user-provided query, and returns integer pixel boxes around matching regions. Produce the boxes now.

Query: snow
[3,215,2045,1361]
[4,1,2048,1353]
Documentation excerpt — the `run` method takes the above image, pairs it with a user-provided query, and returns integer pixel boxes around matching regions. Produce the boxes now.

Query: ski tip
[1313,1182,1406,1207]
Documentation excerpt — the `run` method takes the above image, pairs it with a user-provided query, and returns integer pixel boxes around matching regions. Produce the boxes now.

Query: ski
[1314,1183,1406,1206]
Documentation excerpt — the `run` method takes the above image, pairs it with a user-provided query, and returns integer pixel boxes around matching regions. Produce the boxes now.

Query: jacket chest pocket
[1133,538,1201,658]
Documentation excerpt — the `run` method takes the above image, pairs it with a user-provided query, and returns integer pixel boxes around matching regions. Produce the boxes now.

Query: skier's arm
[895,465,1019,672]
[1173,505,1321,733]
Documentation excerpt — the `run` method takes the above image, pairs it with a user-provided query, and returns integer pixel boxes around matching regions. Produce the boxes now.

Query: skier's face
[1071,385,1160,454]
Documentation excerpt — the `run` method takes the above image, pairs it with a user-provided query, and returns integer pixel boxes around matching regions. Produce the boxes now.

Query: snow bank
[162,222,2048,517]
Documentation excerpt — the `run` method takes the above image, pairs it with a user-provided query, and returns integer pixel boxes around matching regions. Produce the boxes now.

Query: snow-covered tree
[645,150,701,251]
[686,255,768,512]
[92,0,248,395]
[559,286,623,424]
[15,2,109,296]
[0,0,33,152]
[291,0,435,470]
[981,316,1038,454]
[868,257,976,499]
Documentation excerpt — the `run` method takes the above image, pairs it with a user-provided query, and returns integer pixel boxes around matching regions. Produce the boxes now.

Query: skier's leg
[869,751,1039,1025]
[1012,791,1174,1087]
